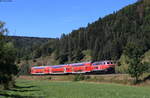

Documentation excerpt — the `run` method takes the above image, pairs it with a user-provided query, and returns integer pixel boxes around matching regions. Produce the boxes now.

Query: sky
[0,0,137,38]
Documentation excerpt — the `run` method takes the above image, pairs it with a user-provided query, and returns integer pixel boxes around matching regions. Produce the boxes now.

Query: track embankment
[18,74,150,86]
[19,74,132,84]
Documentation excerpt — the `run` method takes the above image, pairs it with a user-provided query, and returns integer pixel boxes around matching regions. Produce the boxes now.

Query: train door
[65,65,72,73]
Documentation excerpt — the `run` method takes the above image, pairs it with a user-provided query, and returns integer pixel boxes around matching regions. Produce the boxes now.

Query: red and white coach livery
[30,60,116,75]
[70,62,91,73]
[31,66,51,75]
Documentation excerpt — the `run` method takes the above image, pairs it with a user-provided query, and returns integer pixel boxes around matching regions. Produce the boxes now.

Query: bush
[115,54,129,73]
[48,77,52,80]
[73,74,84,81]
[73,74,90,81]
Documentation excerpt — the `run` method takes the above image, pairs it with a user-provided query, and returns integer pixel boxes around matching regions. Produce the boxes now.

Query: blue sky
[0,0,137,38]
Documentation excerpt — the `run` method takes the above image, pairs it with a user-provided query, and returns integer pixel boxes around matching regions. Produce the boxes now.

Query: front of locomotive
[104,60,116,73]
[91,60,116,73]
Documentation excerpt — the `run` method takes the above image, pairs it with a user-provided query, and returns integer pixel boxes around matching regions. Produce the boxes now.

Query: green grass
[0,79,150,98]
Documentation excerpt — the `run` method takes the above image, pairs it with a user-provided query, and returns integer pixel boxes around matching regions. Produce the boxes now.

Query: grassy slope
[0,79,150,98]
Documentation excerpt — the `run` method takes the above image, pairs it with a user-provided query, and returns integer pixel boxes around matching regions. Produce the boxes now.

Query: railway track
[29,73,127,77]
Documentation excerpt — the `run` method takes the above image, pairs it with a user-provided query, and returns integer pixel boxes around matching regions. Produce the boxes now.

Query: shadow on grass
[143,75,150,82]
[0,85,43,98]
[10,89,39,92]
[0,93,42,98]
[14,85,36,89]
[132,75,150,85]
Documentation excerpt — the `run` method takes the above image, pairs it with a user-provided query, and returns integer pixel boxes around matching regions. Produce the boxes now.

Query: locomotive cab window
[107,62,110,64]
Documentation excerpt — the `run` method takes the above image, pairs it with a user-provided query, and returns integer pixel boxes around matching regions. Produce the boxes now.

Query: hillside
[46,0,150,64]
[10,0,150,65]
[8,36,57,60]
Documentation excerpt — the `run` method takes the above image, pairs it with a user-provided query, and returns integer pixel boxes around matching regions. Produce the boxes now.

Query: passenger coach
[31,60,116,75]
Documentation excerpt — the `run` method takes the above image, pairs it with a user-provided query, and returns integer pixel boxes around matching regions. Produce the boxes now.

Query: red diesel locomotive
[31,60,116,75]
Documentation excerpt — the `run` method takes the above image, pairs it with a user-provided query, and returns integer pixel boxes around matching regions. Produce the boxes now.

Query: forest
[9,36,56,60]
[10,0,150,65]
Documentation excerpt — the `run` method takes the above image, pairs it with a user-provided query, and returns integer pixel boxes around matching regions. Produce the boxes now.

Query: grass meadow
[0,79,150,98]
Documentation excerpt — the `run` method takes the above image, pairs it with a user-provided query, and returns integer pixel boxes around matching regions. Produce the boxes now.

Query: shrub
[73,74,90,81]
[116,54,129,73]
[48,77,52,80]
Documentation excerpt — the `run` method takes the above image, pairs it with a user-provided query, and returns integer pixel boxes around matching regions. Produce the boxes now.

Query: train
[30,60,116,75]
